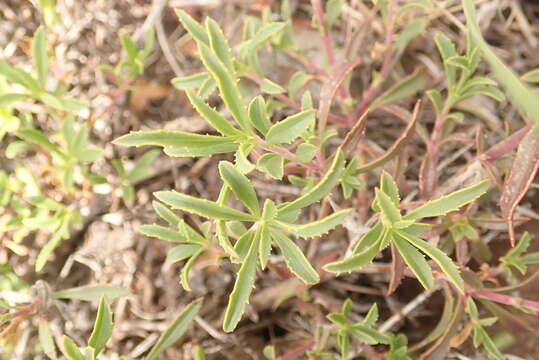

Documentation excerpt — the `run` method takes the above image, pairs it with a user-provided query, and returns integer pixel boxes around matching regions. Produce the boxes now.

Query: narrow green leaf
[248,96,271,135]
[153,201,181,227]
[393,19,425,50]
[279,209,351,238]
[223,230,260,332]
[62,336,84,360]
[120,33,139,61]
[139,224,185,243]
[180,248,203,291]
[434,33,457,87]
[17,128,66,159]
[38,320,57,360]
[171,72,210,89]
[265,109,315,144]
[206,18,235,72]
[376,189,401,224]
[288,71,310,98]
[124,149,160,183]
[271,229,319,284]
[219,161,260,215]
[35,225,67,272]
[238,22,286,59]
[32,27,48,87]
[258,225,271,269]
[462,0,539,125]
[175,9,209,45]
[459,85,505,102]
[88,296,113,354]
[113,130,235,148]
[522,68,539,83]
[53,285,129,302]
[164,143,239,157]
[0,93,33,107]
[278,150,345,215]
[155,191,255,221]
[0,60,40,92]
[375,68,428,106]
[324,229,384,274]
[404,180,490,221]
[146,299,202,360]
[186,90,242,136]
[398,230,464,293]
[393,232,434,290]
[197,42,251,132]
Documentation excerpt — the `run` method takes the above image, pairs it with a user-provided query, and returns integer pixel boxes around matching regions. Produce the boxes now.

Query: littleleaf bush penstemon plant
[115,9,491,335]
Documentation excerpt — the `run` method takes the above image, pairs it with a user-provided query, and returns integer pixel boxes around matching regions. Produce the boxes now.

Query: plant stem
[353,0,397,121]
[468,289,539,313]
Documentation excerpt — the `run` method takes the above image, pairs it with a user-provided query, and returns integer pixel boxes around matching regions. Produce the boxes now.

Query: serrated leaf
[175,9,209,45]
[197,42,251,132]
[53,285,129,302]
[113,130,236,148]
[258,225,271,269]
[257,153,284,179]
[171,72,210,89]
[376,190,401,224]
[279,209,351,238]
[278,150,345,215]
[32,26,48,88]
[271,229,319,284]
[88,296,113,354]
[238,22,286,59]
[324,236,382,273]
[427,89,442,115]
[219,161,260,215]
[434,33,457,88]
[398,230,464,293]
[248,96,271,135]
[146,299,202,360]
[186,90,242,136]
[155,191,255,221]
[393,232,434,290]
[206,18,235,72]
[139,224,185,243]
[265,109,315,144]
[363,303,379,326]
[403,180,490,221]
[223,229,260,332]
[62,336,84,360]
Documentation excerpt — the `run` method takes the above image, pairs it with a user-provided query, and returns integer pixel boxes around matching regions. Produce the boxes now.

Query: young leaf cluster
[324,172,490,294]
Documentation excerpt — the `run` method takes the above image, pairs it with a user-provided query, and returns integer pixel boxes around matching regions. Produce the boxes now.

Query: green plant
[324,172,489,294]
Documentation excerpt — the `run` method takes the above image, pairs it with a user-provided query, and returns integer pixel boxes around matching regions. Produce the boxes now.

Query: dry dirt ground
[2,0,539,359]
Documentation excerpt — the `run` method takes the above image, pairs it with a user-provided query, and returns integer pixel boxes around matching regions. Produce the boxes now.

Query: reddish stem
[468,289,539,313]
[310,0,348,101]
[354,0,397,121]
